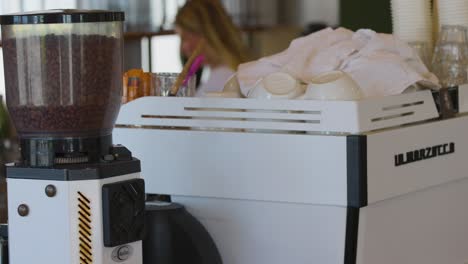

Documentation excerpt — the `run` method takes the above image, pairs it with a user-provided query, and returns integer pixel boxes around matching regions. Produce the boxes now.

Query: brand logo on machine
[112,245,133,262]
[394,142,455,167]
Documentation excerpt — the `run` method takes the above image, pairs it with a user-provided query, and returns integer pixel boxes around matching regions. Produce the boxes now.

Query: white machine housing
[7,171,143,264]
[114,88,468,264]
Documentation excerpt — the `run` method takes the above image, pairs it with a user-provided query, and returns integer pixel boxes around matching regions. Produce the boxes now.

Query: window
[151,35,183,73]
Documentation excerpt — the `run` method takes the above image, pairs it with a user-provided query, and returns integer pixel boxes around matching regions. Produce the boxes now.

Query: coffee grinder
[0,10,145,264]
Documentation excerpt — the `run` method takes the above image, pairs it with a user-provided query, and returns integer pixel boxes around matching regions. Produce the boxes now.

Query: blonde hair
[175,0,249,70]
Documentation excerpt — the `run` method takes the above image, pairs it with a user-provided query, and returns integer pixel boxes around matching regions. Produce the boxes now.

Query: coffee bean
[2,34,122,138]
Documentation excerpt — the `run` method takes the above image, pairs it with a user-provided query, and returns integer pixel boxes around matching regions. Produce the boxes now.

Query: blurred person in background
[175,0,249,96]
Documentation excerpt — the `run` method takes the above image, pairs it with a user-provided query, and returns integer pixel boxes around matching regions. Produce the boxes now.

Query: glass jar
[0,10,124,139]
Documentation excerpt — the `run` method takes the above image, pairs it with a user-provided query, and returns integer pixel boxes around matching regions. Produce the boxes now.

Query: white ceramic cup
[301,71,362,101]
[247,72,304,99]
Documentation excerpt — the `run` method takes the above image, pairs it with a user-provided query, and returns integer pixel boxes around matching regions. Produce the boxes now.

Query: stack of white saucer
[391,0,433,44]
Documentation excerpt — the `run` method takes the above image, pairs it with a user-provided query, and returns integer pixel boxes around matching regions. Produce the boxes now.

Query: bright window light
[44,0,77,9]
[151,35,183,73]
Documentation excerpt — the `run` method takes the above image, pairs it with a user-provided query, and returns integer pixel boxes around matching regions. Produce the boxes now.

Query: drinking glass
[152,73,196,97]
[431,25,468,87]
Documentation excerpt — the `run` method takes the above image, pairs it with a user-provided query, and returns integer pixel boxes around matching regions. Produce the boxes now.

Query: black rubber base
[143,202,222,264]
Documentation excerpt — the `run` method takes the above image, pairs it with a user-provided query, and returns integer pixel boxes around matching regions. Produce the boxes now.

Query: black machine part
[0,224,7,264]
[0,9,124,25]
[144,201,222,264]
[432,86,459,118]
[20,135,115,167]
[102,179,146,247]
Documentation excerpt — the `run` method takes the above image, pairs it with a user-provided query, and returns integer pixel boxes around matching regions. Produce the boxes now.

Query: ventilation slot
[136,108,322,133]
[371,112,415,122]
[382,101,424,111]
[371,101,424,123]
[78,192,93,264]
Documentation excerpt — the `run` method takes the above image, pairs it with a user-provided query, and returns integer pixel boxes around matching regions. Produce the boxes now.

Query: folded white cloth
[237,28,439,98]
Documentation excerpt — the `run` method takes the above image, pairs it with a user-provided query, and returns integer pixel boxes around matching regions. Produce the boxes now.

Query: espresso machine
[0,10,145,264]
